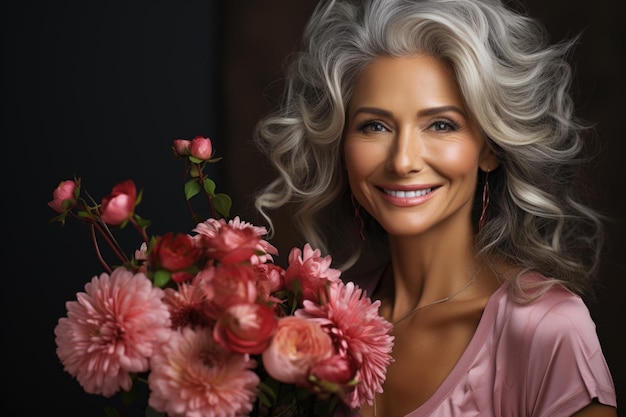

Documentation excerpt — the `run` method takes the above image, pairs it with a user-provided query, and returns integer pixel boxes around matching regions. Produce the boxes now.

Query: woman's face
[343,55,495,237]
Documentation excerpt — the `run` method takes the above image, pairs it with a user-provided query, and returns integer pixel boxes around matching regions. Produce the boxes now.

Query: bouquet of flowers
[49,136,394,417]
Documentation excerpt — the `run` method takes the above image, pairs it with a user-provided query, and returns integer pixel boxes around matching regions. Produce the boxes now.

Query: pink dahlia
[148,327,260,417]
[297,281,394,409]
[54,267,171,397]
[284,244,342,304]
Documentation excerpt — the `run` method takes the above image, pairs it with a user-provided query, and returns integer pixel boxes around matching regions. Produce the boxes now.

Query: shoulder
[489,276,617,414]
[495,277,597,351]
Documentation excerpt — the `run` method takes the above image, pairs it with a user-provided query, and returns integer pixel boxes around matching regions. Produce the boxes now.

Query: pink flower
[193,216,278,265]
[189,136,213,160]
[54,267,171,397]
[196,264,258,320]
[162,282,213,329]
[284,244,342,304]
[172,138,191,156]
[297,281,394,408]
[100,179,137,226]
[148,327,259,417]
[254,263,286,303]
[309,354,358,397]
[48,179,77,213]
[262,316,334,386]
[213,302,277,354]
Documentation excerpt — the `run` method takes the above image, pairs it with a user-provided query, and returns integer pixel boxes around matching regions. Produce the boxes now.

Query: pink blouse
[336,271,617,416]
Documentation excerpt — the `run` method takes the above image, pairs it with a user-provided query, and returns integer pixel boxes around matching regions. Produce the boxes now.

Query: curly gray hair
[254,0,604,297]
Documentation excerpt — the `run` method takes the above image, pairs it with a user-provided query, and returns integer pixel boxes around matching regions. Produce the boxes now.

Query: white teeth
[384,188,432,198]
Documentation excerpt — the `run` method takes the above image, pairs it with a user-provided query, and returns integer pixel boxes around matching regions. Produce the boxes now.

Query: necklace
[392,271,479,325]
[371,270,480,417]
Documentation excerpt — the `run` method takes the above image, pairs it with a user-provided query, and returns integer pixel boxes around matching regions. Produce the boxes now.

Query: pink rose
[48,179,77,213]
[262,316,333,386]
[172,138,191,156]
[188,136,213,160]
[149,232,202,283]
[213,302,277,354]
[100,180,137,226]
[196,264,258,319]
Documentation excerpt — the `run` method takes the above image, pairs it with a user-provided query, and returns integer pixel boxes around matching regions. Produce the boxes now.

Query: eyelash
[355,118,461,133]
[355,119,388,133]
[430,118,460,132]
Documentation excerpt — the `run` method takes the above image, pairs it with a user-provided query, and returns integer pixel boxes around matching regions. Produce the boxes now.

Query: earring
[351,193,365,240]
[478,169,490,232]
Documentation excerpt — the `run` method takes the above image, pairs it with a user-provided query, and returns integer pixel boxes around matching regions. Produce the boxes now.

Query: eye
[356,120,389,133]
[430,119,459,132]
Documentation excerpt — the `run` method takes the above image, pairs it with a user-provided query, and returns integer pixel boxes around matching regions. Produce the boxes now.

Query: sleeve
[524,293,617,416]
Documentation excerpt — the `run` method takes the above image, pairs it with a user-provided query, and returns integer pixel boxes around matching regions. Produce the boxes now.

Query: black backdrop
[2,1,623,415]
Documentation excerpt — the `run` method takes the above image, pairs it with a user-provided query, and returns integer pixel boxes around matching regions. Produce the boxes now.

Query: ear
[478,142,499,173]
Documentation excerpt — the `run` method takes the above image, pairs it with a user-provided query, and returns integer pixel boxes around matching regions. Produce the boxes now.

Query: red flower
[150,232,202,283]
[100,180,137,226]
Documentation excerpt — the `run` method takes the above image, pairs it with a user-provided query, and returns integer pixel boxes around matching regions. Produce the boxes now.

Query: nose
[386,127,424,176]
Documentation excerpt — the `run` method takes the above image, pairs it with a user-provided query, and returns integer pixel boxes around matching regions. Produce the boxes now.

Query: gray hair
[254,0,605,297]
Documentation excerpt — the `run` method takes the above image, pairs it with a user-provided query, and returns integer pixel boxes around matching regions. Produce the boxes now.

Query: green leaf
[184,179,201,200]
[121,386,137,405]
[203,178,216,196]
[213,193,232,218]
[188,155,203,164]
[153,270,171,287]
[135,188,144,207]
[102,407,119,417]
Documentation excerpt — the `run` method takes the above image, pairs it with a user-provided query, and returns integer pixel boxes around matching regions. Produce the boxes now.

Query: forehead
[349,55,465,110]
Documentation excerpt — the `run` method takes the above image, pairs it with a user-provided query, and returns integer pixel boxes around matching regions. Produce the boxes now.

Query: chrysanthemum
[193,216,278,265]
[148,327,260,417]
[162,282,213,329]
[297,281,394,409]
[54,267,171,397]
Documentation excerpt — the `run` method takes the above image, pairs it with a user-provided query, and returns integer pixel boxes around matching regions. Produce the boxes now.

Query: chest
[375,303,484,417]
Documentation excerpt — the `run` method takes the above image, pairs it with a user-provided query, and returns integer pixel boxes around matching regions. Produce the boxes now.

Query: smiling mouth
[383,187,433,198]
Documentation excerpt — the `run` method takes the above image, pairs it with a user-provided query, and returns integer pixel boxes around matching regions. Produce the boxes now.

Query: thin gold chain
[373,270,480,417]
[392,271,479,325]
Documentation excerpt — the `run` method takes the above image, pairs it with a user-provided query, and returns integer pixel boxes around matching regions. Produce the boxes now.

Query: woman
[253,0,617,415]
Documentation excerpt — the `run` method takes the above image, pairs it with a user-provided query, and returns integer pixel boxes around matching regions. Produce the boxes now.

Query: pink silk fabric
[336,271,617,416]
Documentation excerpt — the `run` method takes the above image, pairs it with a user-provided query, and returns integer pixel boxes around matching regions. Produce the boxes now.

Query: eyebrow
[351,105,467,119]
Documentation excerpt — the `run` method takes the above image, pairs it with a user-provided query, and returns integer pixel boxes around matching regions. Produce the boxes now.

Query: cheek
[429,142,480,177]
[343,140,374,183]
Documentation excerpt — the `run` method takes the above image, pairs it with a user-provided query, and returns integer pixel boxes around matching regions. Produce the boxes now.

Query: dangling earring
[351,193,365,240]
[478,169,490,232]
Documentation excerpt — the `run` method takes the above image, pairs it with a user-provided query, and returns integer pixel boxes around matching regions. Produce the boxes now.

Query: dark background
[2,1,623,415]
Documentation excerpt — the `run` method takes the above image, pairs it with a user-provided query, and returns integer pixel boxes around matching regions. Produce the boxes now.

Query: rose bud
[99,180,137,226]
[213,302,277,355]
[309,354,358,397]
[172,139,191,156]
[188,136,213,160]
[262,316,333,386]
[48,179,78,213]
